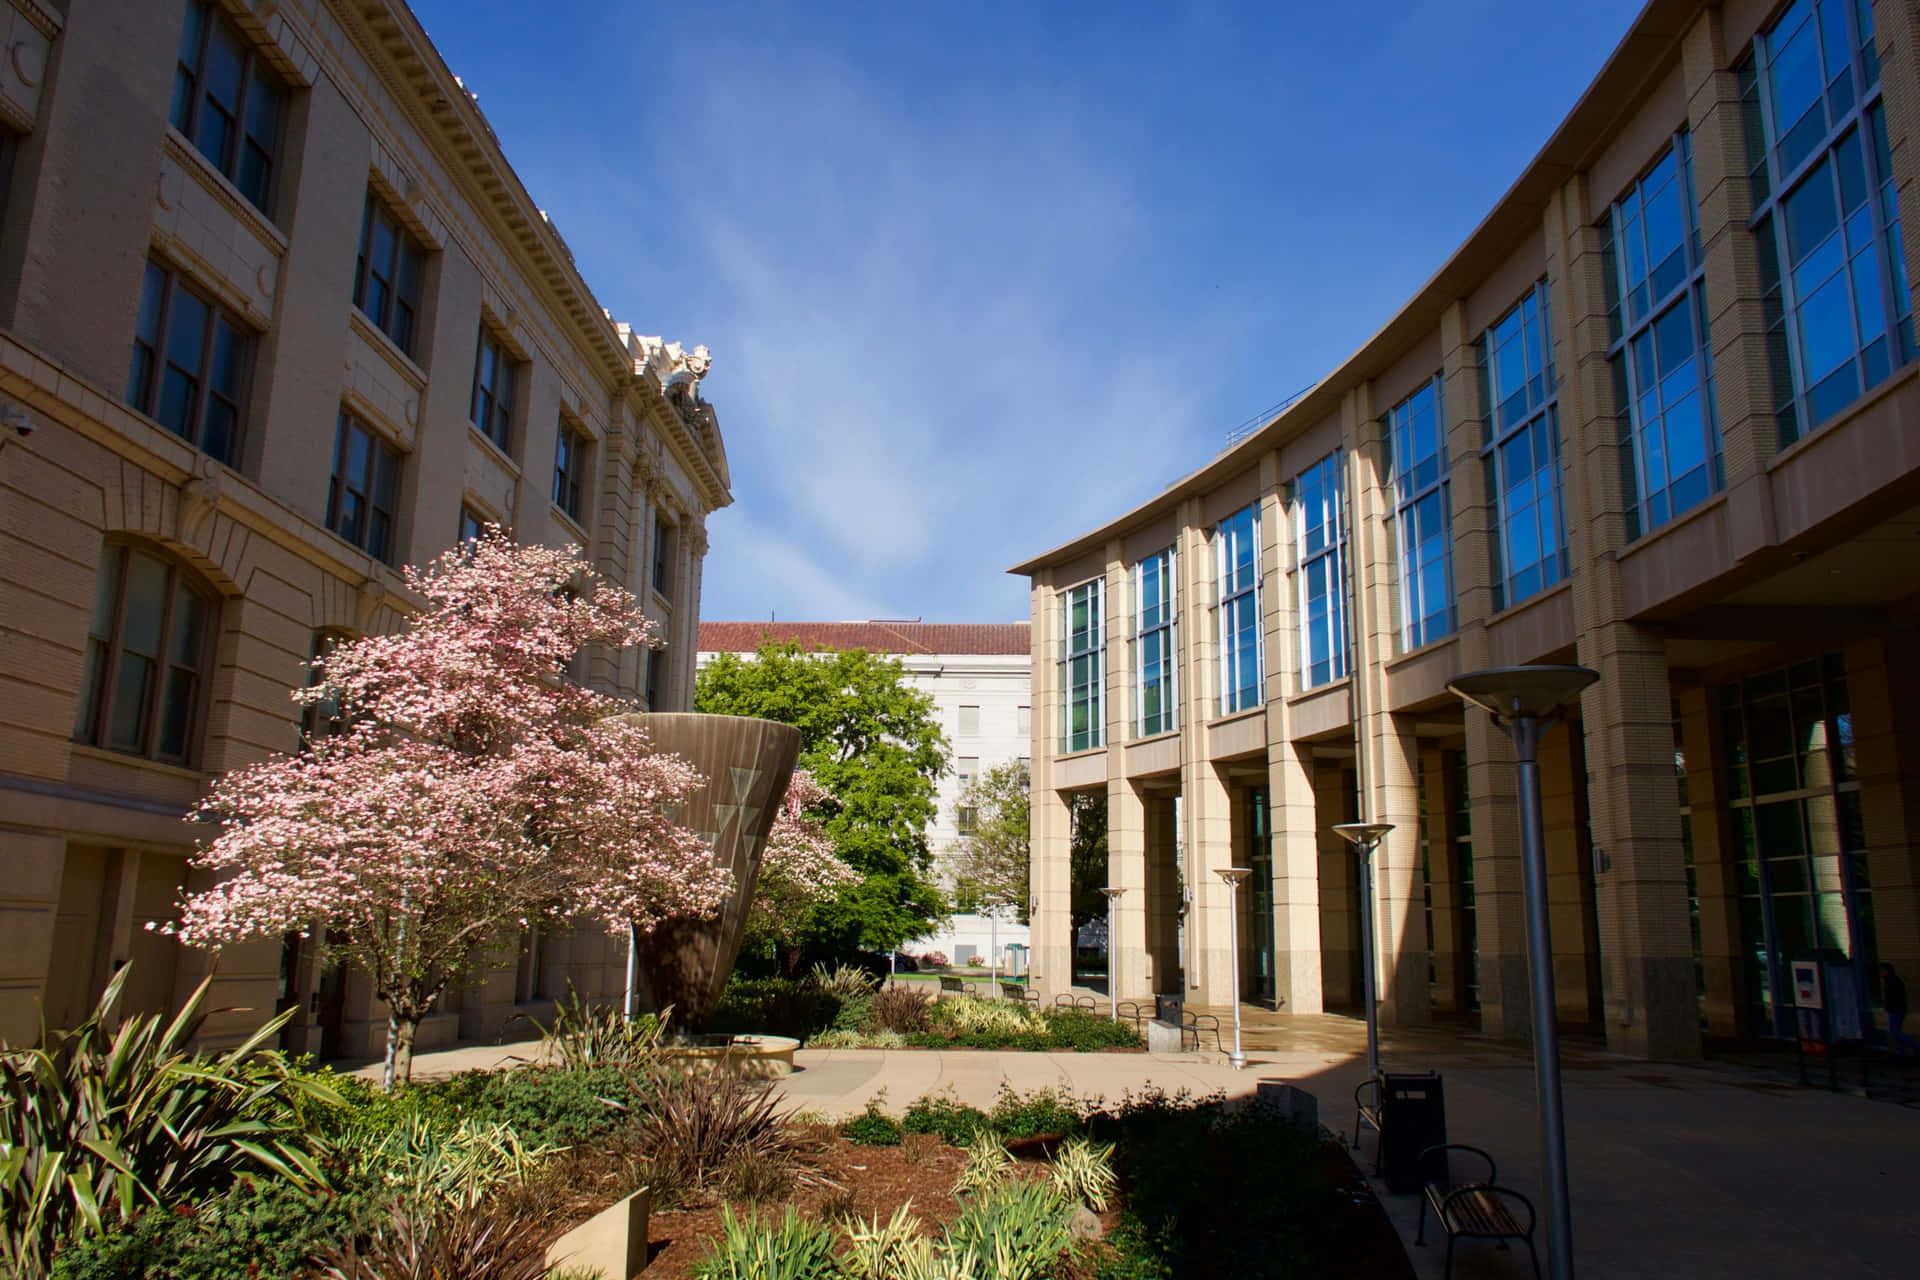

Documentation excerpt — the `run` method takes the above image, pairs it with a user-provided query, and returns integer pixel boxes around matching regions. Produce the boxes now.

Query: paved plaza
[382,1006,1920,1278]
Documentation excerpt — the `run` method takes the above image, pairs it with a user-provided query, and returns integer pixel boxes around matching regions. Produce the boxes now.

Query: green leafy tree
[696,640,949,955]
[951,761,1032,924]
[1068,791,1108,934]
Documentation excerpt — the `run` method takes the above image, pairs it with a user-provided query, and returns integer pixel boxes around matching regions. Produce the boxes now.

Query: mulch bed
[637,1127,1412,1279]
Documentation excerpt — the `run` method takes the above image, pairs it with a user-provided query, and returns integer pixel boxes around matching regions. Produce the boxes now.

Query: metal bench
[1115,999,1149,1027]
[999,980,1035,1003]
[1414,1144,1540,1279]
[1052,992,1097,1011]
[1180,1009,1222,1052]
[938,975,968,994]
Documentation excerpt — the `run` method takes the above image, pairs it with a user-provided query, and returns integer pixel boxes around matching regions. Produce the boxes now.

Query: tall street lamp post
[1331,822,1394,1085]
[1447,664,1599,1280]
[1214,867,1251,1069]
[1099,886,1126,1021]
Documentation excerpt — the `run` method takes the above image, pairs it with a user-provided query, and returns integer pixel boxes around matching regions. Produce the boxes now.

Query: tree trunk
[383,1013,419,1090]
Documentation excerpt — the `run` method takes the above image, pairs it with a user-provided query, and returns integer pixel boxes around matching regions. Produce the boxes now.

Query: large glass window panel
[1062,579,1104,753]
[1481,283,1567,608]
[1293,453,1346,688]
[1744,0,1908,445]
[1134,547,1177,737]
[327,412,403,563]
[1216,506,1263,712]
[353,193,427,358]
[73,543,217,765]
[1389,377,1454,649]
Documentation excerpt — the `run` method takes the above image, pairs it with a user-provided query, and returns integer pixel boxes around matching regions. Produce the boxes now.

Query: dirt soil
[638,1129,1413,1279]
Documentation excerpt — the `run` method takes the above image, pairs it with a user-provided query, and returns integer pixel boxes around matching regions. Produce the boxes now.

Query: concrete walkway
[375,1011,1920,1279]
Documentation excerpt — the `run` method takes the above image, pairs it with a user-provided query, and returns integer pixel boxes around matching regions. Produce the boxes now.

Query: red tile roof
[698,620,1031,657]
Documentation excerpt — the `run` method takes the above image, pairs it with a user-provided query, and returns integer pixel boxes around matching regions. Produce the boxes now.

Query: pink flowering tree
[163,531,727,1088]
[745,769,857,971]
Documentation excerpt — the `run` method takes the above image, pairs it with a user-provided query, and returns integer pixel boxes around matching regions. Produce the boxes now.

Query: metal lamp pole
[1215,867,1251,1068]
[1099,887,1126,1021]
[1448,664,1599,1280]
[1331,822,1394,1085]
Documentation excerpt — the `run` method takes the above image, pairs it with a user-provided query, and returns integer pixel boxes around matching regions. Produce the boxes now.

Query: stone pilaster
[1677,685,1741,1037]
[1465,709,1533,1039]
[1028,572,1073,1000]
[1847,635,1920,996]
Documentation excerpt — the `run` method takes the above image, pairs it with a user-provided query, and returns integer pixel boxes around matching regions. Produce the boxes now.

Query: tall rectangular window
[1389,377,1453,650]
[470,327,517,452]
[1742,0,1910,445]
[126,260,250,466]
[553,419,589,522]
[652,514,674,598]
[327,411,401,563]
[1294,455,1347,688]
[458,504,487,544]
[1603,132,1723,538]
[1481,282,1567,610]
[74,543,217,766]
[1215,508,1262,713]
[958,705,980,736]
[957,757,980,789]
[352,191,426,358]
[171,0,287,216]
[1016,705,1031,736]
[1134,546,1177,735]
[1061,578,1103,753]
[645,648,663,708]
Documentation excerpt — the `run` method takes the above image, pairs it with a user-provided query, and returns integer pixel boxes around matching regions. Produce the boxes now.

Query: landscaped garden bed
[4,972,1412,1279]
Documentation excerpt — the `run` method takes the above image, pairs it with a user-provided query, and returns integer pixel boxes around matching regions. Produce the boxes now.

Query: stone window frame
[352,189,427,359]
[73,540,220,768]
[171,0,290,218]
[552,416,591,523]
[470,323,519,455]
[327,409,402,564]
[127,257,252,468]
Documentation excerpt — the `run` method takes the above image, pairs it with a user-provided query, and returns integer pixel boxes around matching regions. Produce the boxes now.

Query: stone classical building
[1014,0,1920,1059]
[697,621,1033,965]
[0,0,729,1054]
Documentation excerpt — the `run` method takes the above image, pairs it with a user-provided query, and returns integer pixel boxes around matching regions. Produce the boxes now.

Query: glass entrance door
[1247,787,1276,1002]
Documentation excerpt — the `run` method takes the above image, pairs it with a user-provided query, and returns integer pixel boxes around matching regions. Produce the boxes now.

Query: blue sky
[410,0,1645,623]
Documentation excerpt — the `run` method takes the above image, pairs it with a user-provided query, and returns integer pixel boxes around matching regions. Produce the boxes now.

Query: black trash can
[1155,992,1184,1024]
[1378,1071,1446,1194]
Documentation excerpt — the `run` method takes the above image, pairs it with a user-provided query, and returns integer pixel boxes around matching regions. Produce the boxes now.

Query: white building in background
[696,621,1032,968]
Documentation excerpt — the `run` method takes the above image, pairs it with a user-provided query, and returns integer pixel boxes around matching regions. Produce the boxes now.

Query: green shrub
[839,1099,904,1146]
[50,1169,384,1280]
[901,1090,992,1145]
[356,1113,557,1209]
[427,1064,652,1149]
[0,967,337,1276]
[710,977,842,1040]
[944,1177,1076,1279]
[528,986,669,1072]
[1041,1008,1143,1051]
[807,1028,905,1050]
[318,1198,552,1280]
[988,1085,1087,1140]
[1086,1088,1341,1279]
[630,1064,817,1209]
[831,993,876,1032]
[871,984,933,1034]
[811,963,879,1000]
[692,1205,842,1280]
[929,995,1045,1037]
[1049,1135,1117,1211]
[954,1132,1013,1197]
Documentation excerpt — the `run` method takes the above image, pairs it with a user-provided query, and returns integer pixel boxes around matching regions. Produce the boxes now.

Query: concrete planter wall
[608,713,801,1029]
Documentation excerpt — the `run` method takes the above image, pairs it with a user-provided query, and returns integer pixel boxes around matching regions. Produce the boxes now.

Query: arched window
[73,543,219,765]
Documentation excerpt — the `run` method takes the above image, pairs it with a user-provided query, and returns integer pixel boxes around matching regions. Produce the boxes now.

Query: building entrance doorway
[1246,787,1275,1002]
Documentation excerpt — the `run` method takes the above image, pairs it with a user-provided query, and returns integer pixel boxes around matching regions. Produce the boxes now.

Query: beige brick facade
[0,0,731,1055]
[1015,0,1920,1060]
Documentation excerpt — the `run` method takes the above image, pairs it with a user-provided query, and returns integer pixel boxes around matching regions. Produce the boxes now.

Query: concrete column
[1028,573,1073,1001]
[1371,716,1431,1026]
[1424,747,1466,1013]
[1465,709,1533,1039]
[1868,0,1920,330]
[1266,732,1324,1015]
[1539,724,1601,1028]
[1315,762,1359,1009]
[1847,635,1920,998]
[1107,777,1149,1001]
[1174,499,1235,1002]
[1677,685,1741,1037]
[1143,795,1183,993]
[1684,6,1783,558]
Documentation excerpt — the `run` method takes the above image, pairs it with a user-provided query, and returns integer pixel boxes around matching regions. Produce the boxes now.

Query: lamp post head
[1214,867,1252,887]
[1447,665,1599,721]
[1331,822,1395,849]
[1098,886,1127,900]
